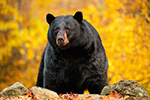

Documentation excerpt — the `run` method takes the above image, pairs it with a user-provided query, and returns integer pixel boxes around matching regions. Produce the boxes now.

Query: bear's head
[46,11,84,50]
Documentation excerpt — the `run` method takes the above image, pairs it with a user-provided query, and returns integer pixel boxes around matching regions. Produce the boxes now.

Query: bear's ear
[73,11,83,23]
[46,13,55,25]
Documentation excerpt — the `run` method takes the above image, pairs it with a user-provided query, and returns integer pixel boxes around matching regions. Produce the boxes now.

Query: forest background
[0,0,150,95]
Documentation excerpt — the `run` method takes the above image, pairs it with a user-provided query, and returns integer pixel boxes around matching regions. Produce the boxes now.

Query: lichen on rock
[0,82,28,97]
[101,80,149,98]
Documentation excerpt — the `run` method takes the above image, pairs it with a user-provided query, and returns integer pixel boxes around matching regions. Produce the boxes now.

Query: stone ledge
[0,80,149,100]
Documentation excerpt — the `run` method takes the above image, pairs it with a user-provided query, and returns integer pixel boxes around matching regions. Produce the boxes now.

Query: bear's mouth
[57,42,68,46]
[56,42,70,50]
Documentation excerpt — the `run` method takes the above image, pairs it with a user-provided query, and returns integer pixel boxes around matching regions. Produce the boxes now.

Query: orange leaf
[85,96,92,100]
[26,90,33,97]
[26,90,38,100]
[114,91,121,99]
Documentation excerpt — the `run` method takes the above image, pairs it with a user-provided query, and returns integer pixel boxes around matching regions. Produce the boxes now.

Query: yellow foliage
[26,49,34,60]
[0,0,150,96]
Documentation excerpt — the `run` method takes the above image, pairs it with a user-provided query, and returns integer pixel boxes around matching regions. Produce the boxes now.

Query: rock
[0,82,28,97]
[30,86,58,100]
[101,80,149,98]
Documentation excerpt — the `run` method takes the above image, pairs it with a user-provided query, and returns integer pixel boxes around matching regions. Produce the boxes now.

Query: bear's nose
[57,37,64,45]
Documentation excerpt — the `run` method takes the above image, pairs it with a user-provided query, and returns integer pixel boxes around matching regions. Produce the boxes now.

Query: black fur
[36,11,108,94]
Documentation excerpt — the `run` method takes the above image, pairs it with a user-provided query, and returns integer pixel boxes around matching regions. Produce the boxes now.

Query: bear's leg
[88,83,105,94]
[87,75,108,94]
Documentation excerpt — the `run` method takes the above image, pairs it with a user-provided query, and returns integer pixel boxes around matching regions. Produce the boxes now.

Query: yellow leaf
[84,89,90,94]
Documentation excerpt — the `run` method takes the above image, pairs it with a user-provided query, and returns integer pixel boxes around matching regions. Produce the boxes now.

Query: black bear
[36,11,108,94]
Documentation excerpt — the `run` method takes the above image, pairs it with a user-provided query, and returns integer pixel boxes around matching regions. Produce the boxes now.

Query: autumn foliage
[0,0,150,96]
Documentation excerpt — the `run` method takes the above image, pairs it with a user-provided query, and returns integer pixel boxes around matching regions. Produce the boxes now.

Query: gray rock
[0,82,28,97]
[101,80,149,98]
[30,86,58,100]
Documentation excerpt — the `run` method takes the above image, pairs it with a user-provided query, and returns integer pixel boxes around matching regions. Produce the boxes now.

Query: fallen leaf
[85,96,92,100]
[114,91,121,99]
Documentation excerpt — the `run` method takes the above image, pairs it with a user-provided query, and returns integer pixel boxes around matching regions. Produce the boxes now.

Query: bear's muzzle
[56,31,69,46]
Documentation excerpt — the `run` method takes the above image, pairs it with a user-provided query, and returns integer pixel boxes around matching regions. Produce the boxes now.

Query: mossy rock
[101,80,149,98]
[0,82,28,97]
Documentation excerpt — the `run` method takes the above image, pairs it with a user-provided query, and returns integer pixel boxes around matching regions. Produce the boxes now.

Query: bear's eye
[65,27,70,32]
[55,28,60,32]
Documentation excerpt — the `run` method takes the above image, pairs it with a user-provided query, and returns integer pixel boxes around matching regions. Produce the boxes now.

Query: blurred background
[0,0,150,95]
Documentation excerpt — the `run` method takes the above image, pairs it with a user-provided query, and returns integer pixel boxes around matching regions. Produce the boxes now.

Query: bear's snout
[57,36,64,45]
[56,31,69,46]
